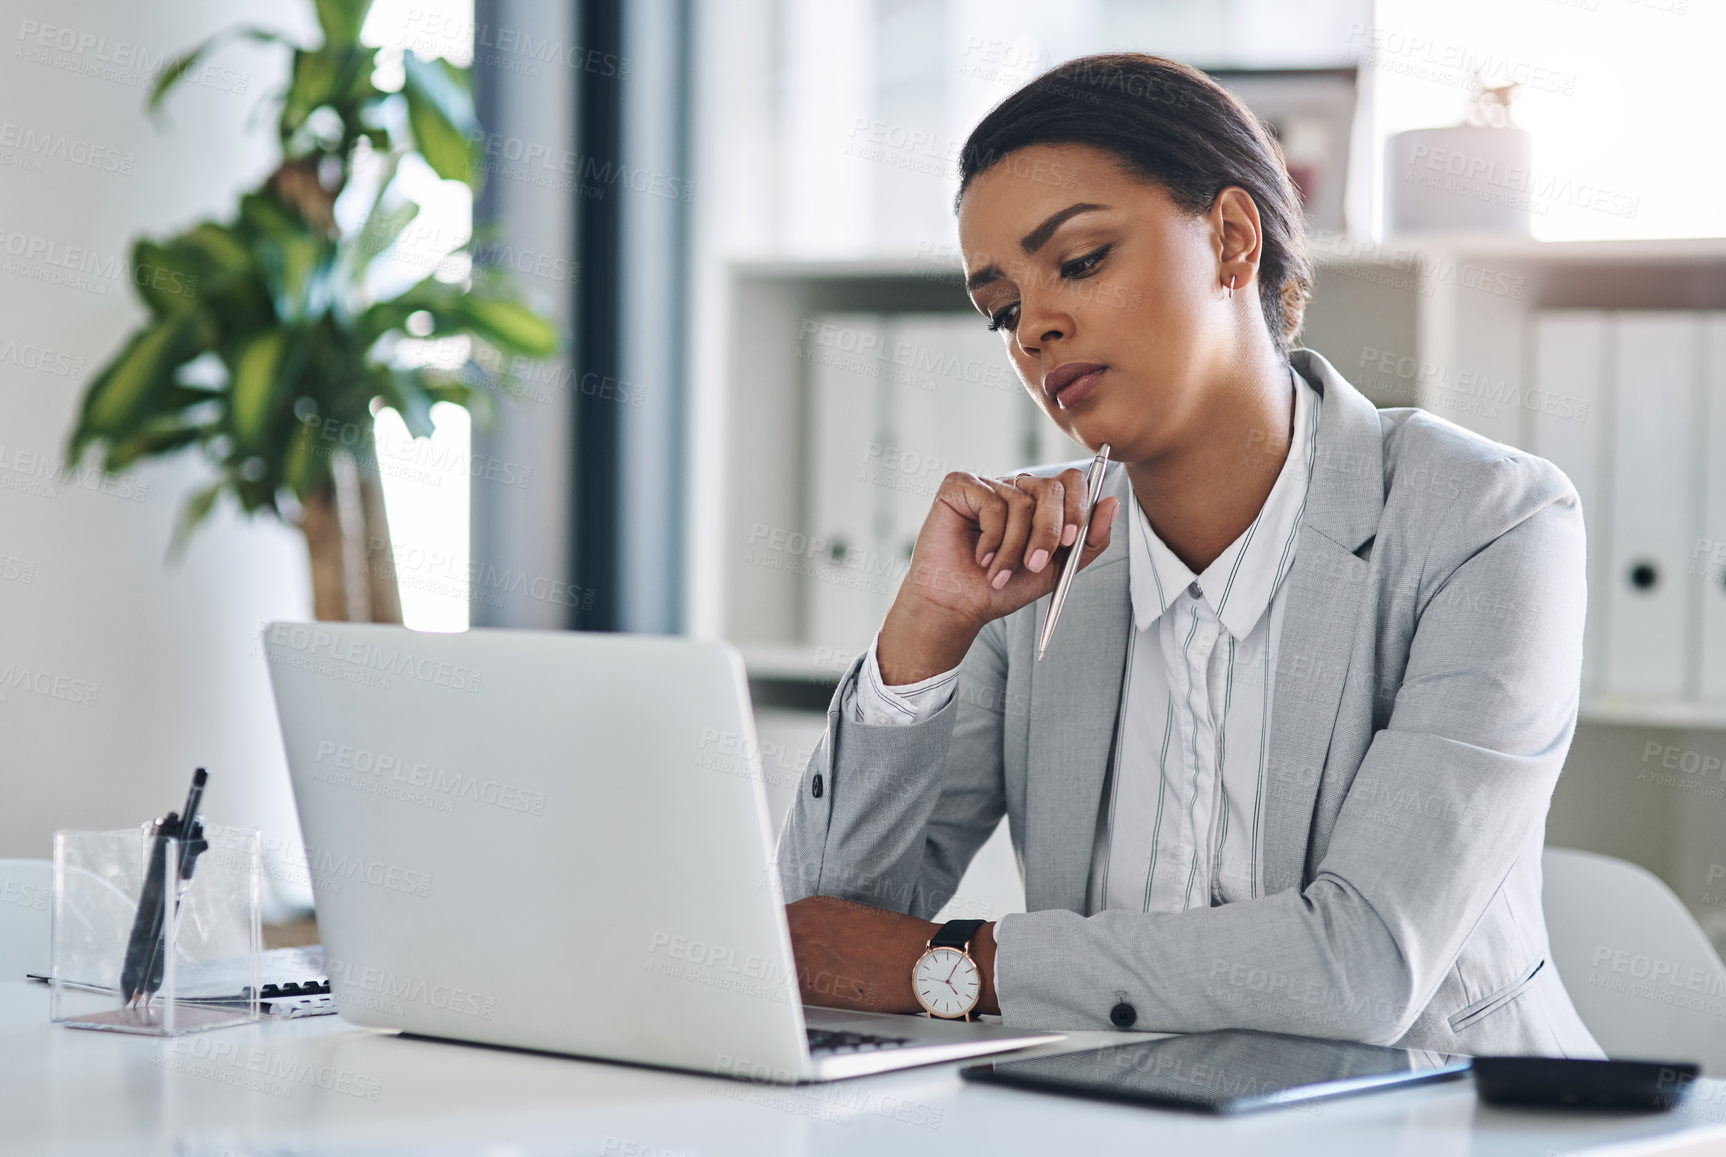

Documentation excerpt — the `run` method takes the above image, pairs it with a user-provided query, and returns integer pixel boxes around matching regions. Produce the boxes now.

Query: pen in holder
[50,823,263,1035]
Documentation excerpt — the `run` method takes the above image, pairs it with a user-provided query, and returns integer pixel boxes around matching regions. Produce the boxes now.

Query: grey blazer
[776,347,1604,1058]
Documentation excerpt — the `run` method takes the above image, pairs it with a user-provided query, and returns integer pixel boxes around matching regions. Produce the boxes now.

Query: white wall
[0,0,317,908]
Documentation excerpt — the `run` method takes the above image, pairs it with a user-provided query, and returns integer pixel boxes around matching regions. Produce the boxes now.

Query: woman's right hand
[876,468,1120,685]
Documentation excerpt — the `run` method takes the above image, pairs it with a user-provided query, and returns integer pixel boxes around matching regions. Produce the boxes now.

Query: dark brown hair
[957,52,1313,360]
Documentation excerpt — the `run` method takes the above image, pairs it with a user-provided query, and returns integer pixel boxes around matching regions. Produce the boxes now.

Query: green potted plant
[64,0,559,621]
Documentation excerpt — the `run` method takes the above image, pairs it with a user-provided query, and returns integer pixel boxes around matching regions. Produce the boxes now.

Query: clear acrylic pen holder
[51,824,262,1035]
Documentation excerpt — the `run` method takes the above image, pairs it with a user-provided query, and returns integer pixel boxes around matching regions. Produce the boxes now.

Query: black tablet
[961,1029,1472,1114]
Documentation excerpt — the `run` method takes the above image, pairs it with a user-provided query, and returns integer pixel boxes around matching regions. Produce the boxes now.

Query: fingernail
[980,551,995,568]
[1061,524,1078,547]
[991,569,1010,590]
[1028,549,1049,572]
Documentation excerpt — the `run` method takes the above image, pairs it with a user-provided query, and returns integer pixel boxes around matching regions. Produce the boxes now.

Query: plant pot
[1385,125,1534,234]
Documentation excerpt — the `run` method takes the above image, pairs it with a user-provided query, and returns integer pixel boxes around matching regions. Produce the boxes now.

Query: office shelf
[712,239,1726,710]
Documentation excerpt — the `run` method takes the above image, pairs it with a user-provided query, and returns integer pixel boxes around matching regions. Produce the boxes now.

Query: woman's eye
[1060,244,1111,279]
[986,303,1019,333]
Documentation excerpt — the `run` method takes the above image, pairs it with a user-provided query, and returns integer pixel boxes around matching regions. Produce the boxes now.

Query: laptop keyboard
[806,1027,915,1054]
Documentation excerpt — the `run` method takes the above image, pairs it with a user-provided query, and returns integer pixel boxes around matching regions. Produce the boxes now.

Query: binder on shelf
[1529,311,1608,696]
[1700,315,1726,701]
[1602,312,1697,700]
[803,312,889,660]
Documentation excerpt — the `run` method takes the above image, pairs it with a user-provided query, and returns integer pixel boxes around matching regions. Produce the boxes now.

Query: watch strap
[929,918,986,951]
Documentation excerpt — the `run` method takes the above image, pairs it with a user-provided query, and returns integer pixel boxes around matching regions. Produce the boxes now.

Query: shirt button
[811,773,824,799]
[1188,581,1202,599]
[1110,1001,1138,1029]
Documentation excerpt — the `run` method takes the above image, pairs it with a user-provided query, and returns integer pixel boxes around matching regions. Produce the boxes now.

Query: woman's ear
[1213,185,1264,293]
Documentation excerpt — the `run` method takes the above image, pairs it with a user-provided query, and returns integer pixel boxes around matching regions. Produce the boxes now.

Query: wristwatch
[911,918,986,1020]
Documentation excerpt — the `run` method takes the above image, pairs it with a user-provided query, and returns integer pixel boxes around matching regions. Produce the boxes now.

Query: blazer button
[1109,1001,1137,1029]
[811,773,824,799]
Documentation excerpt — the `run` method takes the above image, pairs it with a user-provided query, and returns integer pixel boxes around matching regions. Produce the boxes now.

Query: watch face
[913,947,980,1018]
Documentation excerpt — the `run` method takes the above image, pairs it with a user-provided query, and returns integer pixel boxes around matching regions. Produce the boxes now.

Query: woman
[775,52,1602,1057]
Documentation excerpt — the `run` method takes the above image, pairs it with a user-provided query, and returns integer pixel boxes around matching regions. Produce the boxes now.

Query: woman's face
[956,142,1260,464]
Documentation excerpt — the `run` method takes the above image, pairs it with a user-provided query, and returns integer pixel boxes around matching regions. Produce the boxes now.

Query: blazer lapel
[1260,348,1387,894]
[1022,462,1133,913]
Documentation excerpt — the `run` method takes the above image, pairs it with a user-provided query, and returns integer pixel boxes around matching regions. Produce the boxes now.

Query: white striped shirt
[1086,362,1316,913]
[850,363,1319,918]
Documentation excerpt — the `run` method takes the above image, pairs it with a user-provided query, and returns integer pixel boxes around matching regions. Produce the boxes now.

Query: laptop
[263,623,1062,1082]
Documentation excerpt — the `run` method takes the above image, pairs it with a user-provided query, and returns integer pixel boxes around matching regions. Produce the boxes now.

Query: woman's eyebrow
[1019,202,1108,253]
[964,202,1111,292]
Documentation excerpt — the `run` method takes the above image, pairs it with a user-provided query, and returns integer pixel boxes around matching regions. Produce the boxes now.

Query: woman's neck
[1123,357,1296,576]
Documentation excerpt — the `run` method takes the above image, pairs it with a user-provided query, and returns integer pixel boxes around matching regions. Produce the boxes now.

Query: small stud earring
[1224,276,1235,301]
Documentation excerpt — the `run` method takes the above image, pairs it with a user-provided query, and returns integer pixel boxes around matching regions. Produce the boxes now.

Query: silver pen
[1036,443,1112,661]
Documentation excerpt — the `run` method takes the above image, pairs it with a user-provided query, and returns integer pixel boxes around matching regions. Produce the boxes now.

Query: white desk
[6,982,1726,1156]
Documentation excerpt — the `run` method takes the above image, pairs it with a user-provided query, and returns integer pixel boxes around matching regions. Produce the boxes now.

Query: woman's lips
[1050,366,1105,409]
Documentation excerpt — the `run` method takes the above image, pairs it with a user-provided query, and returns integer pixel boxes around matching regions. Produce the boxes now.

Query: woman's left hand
[784,895,1000,1016]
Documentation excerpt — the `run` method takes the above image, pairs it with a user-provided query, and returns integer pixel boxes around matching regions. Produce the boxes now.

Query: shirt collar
[1128,362,1320,640]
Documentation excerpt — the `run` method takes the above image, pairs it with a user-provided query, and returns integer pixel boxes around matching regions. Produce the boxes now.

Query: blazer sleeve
[775,614,1011,919]
[990,453,1587,1043]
